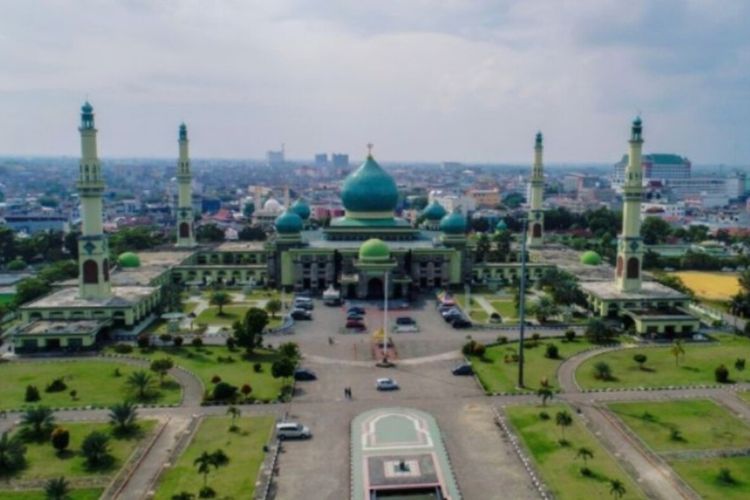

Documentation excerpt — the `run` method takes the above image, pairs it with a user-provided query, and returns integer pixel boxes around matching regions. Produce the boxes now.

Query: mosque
[10,103,698,351]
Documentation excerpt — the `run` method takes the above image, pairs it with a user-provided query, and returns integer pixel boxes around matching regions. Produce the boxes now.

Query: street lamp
[518,217,528,389]
[382,271,389,363]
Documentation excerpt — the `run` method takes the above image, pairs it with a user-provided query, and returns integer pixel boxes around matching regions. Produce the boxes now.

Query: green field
[195,305,283,329]
[0,360,181,410]
[489,299,517,320]
[469,339,596,393]
[154,416,274,499]
[609,400,750,452]
[576,335,750,389]
[0,489,102,499]
[1,420,154,486]
[110,346,288,401]
[670,456,750,499]
[506,404,644,499]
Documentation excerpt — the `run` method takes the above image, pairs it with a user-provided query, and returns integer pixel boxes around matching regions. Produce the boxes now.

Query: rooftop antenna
[367,143,374,157]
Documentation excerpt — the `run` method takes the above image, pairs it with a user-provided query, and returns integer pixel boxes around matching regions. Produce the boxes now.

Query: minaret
[616,117,644,292]
[76,102,112,300]
[527,131,545,247]
[176,123,195,247]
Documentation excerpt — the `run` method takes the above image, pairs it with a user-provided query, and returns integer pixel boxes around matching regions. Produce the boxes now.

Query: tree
[633,354,648,370]
[196,224,225,243]
[609,479,626,499]
[160,283,184,314]
[555,411,573,443]
[233,308,269,354]
[537,387,553,406]
[532,296,559,323]
[150,358,174,385]
[126,370,153,400]
[271,357,296,379]
[194,449,230,492]
[238,225,266,241]
[671,340,685,367]
[576,446,594,474]
[0,431,26,474]
[109,401,138,433]
[81,431,112,469]
[25,385,41,402]
[593,361,613,381]
[640,216,672,245]
[63,231,79,260]
[212,382,238,402]
[44,476,70,500]
[585,318,612,343]
[490,229,513,262]
[265,298,282,318]
[715,364,730,383]
[278,342,300,361]
[21,406,55,439]
[50,427,70,456]
[14,277,51,307]
[210,291,232,316]
[240,384,252,399]
[226,406,241,430]
[545,343,559,359]
[475,233,491,262]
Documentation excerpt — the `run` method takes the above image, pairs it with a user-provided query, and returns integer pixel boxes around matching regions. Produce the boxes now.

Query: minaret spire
[615,117,644,292]
[176,123,196,247]
[77,101,112,299]
[527,131,545,247]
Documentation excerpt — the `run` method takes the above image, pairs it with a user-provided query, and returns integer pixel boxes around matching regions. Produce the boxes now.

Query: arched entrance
[367,277,384,299]
[532,223,542,238]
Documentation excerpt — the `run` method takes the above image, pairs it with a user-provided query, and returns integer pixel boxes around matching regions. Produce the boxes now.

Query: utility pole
[383,271,389,363]
[518,218,528,388]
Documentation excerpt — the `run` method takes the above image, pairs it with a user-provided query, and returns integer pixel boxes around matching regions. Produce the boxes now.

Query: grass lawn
[670,271,740,302]
[154,416,274,500]
[195,306,283,329]
[182,301,198,314]
[738,391,750,406]
[2,421,155,484]
[110,346,288,401]
[608,400,750,453]
[489,299,517,319]
[576,334,750,389]
[0,489,103,499]
[670,456,750,499]
[469,339,596,393]
[0,360,181,410]
[506,404,644,499]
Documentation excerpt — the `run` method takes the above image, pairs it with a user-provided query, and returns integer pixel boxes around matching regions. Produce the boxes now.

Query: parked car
[294,300,314,311]
[395,316,415,325]
[376,378,400,391]
[291,308,312,320]
[394,324,418,333]
[346,312,364,321]
[437,303,455,312]
[346,319,366,330]
[347,306,365,315]
[452,318,473,329]
[276,422,312,440]
[294,368,317,381]
[442,310,463,322]
[451,362,473,375]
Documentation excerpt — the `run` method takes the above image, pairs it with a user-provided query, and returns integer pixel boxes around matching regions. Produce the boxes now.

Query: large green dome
[358,238,390,261]
[118,252,141,268]
[290,199,311,220]
[439,210,467,234]
[422,200,447,221]
[580,250,602,266]
[275,210,303,234]
[341,155,398,213]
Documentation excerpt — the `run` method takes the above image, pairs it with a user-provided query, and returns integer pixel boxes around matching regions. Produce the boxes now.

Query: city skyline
[1,1,749,164]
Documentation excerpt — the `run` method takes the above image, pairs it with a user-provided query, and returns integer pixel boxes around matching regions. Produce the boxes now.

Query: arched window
[627,257,640,279]
[532,223,542,238]
[83,260,98,284]
[616,256,624,277]
[179,222,190,238]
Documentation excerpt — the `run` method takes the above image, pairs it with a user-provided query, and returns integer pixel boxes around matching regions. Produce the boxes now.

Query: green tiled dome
[118,252,141,268]
[580,250,602,266]
[275,210,303,234]
[422,201,447,221]
[439,210,467,234]
[290,199,311,220]
[495,219,507,231]
[341,155,398,213]
[358,238,390,261]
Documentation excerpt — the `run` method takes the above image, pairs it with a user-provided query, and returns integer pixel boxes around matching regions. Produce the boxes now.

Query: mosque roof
[341,154,398,213]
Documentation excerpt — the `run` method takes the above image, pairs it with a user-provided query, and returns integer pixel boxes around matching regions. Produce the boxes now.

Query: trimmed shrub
[45,378,67,393]
[253,362,262,373]
[137,336,150,348]
[715,364,730,383]
[564,329,576,342]
[159,334,173,344]
[25,385,41,402]
[173,336,184,347]
[212,382,238,402]
[496,336,508,345]
[113,344,133,354]
[545,343,559,359]
[191,337,203,347]
[593,361,612,381]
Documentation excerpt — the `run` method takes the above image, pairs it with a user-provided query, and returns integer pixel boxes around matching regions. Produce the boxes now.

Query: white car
[376,378,400,391]
[276,422,312,440]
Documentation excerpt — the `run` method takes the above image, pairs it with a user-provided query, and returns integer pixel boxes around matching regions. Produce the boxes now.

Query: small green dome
[495,219,507,231]
[341,155,398,213]
[118,252,141,268]
[275,210,303,234]
[422,200,447,221]
[290,199,311,220]
[439,210,467,234]
[358,238,390,261]
[580,250,602,266]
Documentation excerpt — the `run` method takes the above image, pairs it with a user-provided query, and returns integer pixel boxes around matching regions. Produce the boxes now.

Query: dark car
[347,306,366,315]
[346,312,364,321]
[294,301,314,311]
[452,318,473,329]
[294,368,317,381]
[346,319,366,330]
[452,363,473,376]
[395,316,415,325]
[443,311,463,323]
[291,309,312,320]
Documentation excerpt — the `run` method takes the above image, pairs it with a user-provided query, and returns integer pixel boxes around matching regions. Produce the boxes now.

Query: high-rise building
[176,123,195,248]
[267,144,285,167]
[76,102,112,300]
[527,132,545,247]
[315,153,329,167]
[332,153,349,168]
[613,153,691,187]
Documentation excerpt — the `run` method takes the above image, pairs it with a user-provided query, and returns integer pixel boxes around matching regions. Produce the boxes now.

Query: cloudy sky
[0,0,748,164]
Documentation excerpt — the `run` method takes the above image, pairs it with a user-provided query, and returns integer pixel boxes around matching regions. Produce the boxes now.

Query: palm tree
[0,431,27,473]
[671,340,685,367]
[537,387,553,407]
[126,370,153,400]
[210,291,232,316]
[609,479,626,499]
[109,401,138,433]
[44,476,70,500]
[576,446,594,468]
[194,451,215,489]
[555,410,573,443]
[226,406,241,430]
[21,406,55,439]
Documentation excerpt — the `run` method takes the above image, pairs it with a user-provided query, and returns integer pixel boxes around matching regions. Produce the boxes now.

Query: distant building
[428,190,476,215]
[331,153,349,168]
[314,153,328,167]
[613,153,691,186]
[267,145,285,167]
[467,188,500,208]
[3,213,68,234]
